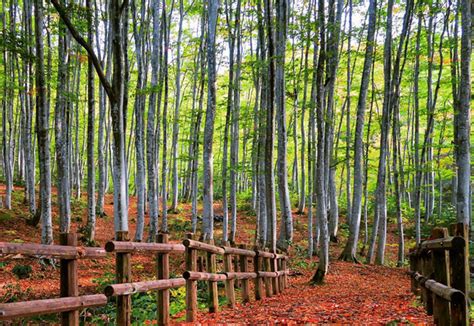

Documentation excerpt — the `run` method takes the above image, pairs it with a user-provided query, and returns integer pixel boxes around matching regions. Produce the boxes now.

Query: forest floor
[0,185,431,324]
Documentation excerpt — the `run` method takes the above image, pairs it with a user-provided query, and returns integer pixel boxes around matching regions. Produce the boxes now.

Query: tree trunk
[170,0,184,213]
[132,0,148,241]
[202,0,219,240]
[455,0,471,225]
[146,0,160,241]
[311,0,329,284]
[339,0,377,262]
[275,0,293,251]
[33,0,52,244]
[85,0,96,241]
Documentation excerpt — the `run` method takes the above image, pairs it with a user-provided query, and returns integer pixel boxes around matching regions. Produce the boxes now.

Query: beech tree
[202,0,218,240]
[0,0,468,283]
[51,0,130,235]
[455,0,471,225]
[339,0,377,262]
[34,0,52,244]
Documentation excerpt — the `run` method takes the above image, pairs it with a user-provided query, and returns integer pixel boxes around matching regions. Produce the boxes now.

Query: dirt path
[192,261,431,324]
[0,185,431,324]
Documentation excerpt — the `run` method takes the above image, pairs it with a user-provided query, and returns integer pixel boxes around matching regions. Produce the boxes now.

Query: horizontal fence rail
[0,294,108,320]
[0,242,106,259]
[182,234,289,322]
[409,223,469,326]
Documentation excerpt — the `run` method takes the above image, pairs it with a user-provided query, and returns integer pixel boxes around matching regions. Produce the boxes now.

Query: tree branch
[50,0,116,103]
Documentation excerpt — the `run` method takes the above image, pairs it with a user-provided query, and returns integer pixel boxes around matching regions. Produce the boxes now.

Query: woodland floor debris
[191,261,432,324]
[0,185,431,324]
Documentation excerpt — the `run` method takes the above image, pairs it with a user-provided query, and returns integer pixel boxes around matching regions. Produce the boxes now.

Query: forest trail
[191,260,431,324]
[1,185,431,324]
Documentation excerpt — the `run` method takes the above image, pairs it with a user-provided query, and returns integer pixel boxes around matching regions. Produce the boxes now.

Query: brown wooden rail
[0,233,106,324]
[409,223,469,326]
[182,234,289,322]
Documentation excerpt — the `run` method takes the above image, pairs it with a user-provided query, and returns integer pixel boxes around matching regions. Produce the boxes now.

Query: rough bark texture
[339,0,377,262]
[275,0,293,250]
[455,0,471,225]
[86,0,96,241]
[34,0,52,244]
[146,0,160,241]
[202,0,219,240]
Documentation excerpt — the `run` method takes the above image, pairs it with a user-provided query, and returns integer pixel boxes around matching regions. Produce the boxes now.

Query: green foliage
[338,223,350,240]
[92,271,116,293]
[289,244,315,271]
[0,282,32,303]
[236,190,255,215]
[12,264,32,279]
[89,274,188,324]
[0,210,13,223]
[168,216,191,233]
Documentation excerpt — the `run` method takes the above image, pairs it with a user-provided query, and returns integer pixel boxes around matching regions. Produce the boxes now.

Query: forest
[0,0,472,322]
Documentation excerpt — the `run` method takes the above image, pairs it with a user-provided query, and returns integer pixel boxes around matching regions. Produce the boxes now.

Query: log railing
[409,223,469,326]
[104,231,185,326]
[0,232,290,325]
[182,233,289,322]
[0,233,108,323]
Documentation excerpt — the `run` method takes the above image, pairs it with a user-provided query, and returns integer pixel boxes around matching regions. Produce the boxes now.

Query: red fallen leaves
[192,261,433,325]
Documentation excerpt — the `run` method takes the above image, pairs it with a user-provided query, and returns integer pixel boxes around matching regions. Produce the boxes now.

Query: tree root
[310,268,326,285]
[338,251,360,264]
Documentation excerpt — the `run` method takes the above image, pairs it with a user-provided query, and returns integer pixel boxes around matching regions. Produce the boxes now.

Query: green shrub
[12,264,32,279]
[88,275,188,324]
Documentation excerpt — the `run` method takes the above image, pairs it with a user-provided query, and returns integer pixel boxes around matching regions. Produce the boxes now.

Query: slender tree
[275,0,293,250]
[339,0,377,262]
[455,0,471,225]
[202,0,219,240]
[86,0,96,241]
[34,0,53,244]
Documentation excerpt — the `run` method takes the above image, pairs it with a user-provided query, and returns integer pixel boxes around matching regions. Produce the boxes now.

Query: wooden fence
[409,223,470,326]
[0,233,107,323]
[0,232,289,325]
[182,234,289,322]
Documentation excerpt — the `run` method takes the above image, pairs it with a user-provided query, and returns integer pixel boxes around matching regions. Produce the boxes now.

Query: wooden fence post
[277,257,284,291]
[60,232,79,326]
[271,253,280,295]
[185,233,197,322]
[451,295,468,326]
[233,244,241,289]
[254,249,263,300]
[431,228,450,325]
[282,256,288,290]
[239,245,250,303]
[449,223,469,326]
[207,239,219,313]
[157,233,169,326]
[224,251,235,308]
[264,254,273,297]
[116,231,131,326]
